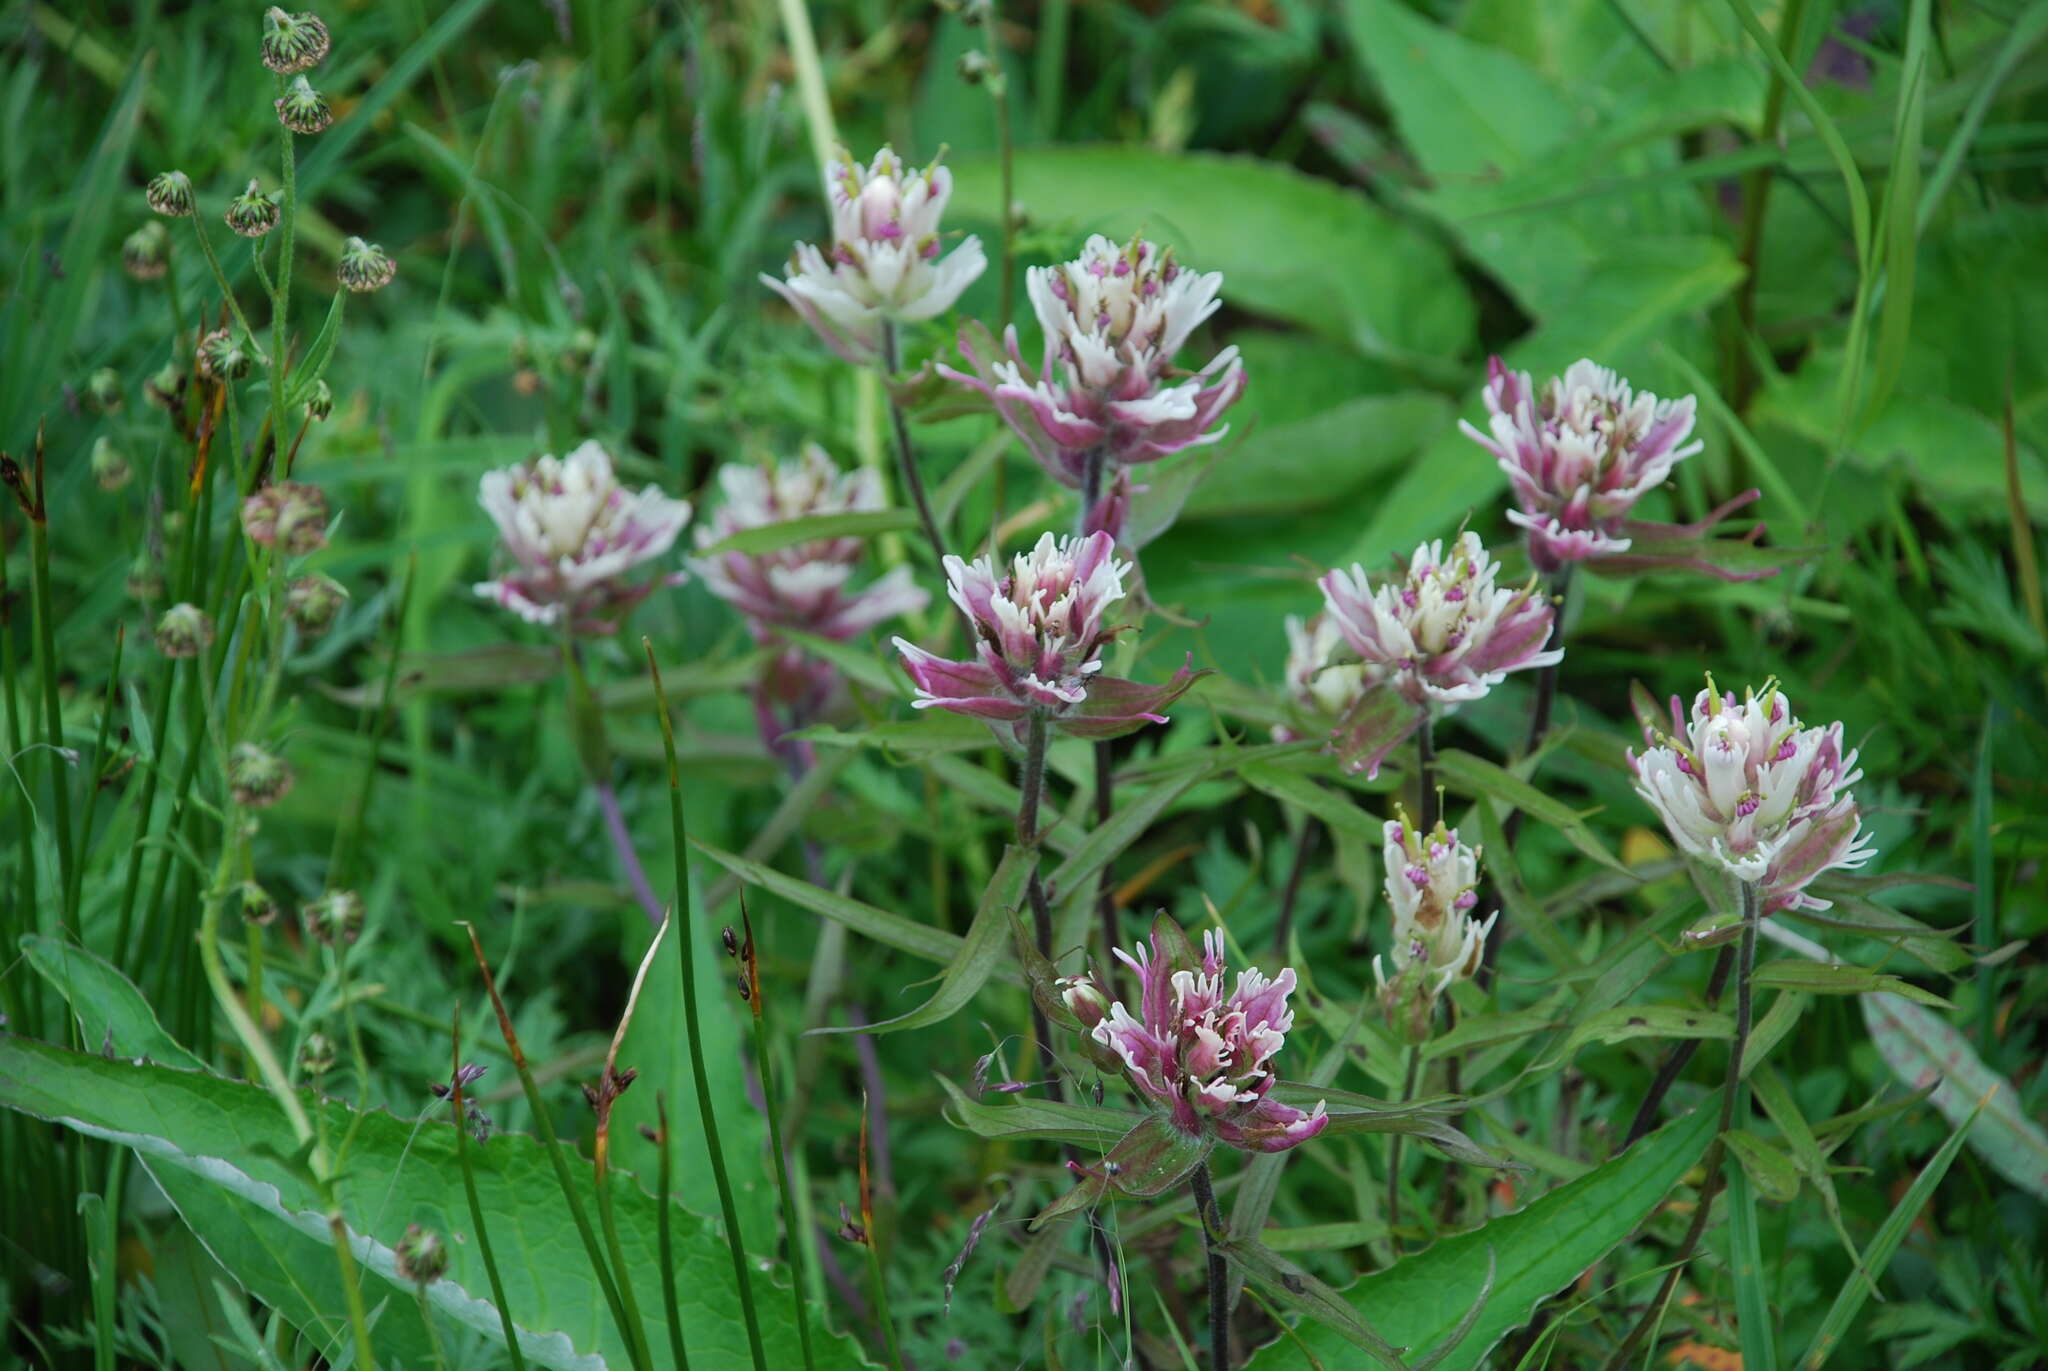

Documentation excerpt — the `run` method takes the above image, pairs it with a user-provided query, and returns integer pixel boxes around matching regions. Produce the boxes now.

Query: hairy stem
[878,323,956,597]
[1271,818,1320,957]
[1188,1160,1231,1369]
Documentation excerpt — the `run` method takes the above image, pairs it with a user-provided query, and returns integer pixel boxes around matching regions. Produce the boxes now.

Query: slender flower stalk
[1188,1160,1230,1370]
[448,1005,528,1371]
[734,911,817,1371]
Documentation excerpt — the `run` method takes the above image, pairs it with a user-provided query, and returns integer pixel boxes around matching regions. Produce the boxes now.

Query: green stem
[878,323,958,601]
[272,100,297,460]
[1729,0,1810,410]
[28,509,77,924]
[654,1095,693,1371]
[66,622,126,921]
[1385,1046,1419,1254]
[415,1283,451,1371]
[593,1142,655,1371]
[450,1006,528,1371]
[751,988,817,1371]
[644,643,771,1371]
[186,214,262,347]
[979,11,1015,331]
[1188,1160,1230,1370]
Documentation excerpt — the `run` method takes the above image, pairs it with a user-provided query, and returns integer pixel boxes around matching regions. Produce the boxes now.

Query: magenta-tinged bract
[1319,531,1560,708]
[474,440,690,634]
[1080,925,1326,1154]
[1629,681,1875,914]
[942,234,1244,539]
[892,530,1201,744]
[760,146,985,367]
[1460,357,1767,579]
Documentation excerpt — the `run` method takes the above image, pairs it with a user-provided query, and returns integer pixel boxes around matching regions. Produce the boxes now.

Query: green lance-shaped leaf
[0,1037,865,1371]
[1749,960,1951,1009]
[1030,1113,1214,1230]
[1241,1105,1718,1370]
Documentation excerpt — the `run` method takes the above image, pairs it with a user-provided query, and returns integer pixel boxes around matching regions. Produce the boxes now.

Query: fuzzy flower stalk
[691,444,929,757]
[892,530,1201,748]
[761,146,985,369]
[474,440,690,634]
[1373,816,1496,1043]
[1460,357,1768,580]
[1316,531,1561,776]
[943,233,1245,541]
[1062,925,1327,1154]
[1630,680,1874,919]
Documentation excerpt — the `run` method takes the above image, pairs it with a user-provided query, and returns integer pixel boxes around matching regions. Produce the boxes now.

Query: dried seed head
[396,1225,448,1284]
[299,1031,337,1076]
[122,221,170,280]
[274,76,333,134]
[86,368,123,414]
[227,742,294,809]
[337,236,395,293]
[224,180,281,239]
[238,880,280,926]
[301,889,364,946]
[198,327,258,382]
[145,171,195,218]
[91,436,131,492]
[242,481,329,554]
[303,378,334,421]
[127,553,165,604]
[154,603,215,658]
[721,925,740,958]
[286,573,349,636]
[144,361,183,413]
[260,8,331,73]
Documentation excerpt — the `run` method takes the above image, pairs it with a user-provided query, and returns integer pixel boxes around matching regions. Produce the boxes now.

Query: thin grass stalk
[857,1095,907,1371]
[591,925,671,1371]
[653,1094,692,1371]
[414,1282,453,1371]
[65,623,125,921]
[741,910,818,1371]
[449,1005,528,1371]
[328,551,415,886]
[642,640,771,1371]
[0,509,36,1035]
[460,921,643,1369]
[1270,818,1320,958]
[26,434,78,922]
[184,214,262,347]
[1188,1160,1230,1370]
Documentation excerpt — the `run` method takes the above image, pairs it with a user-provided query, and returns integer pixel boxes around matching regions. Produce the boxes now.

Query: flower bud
[198,327,258,381]
[396,1225,449,1284]
[299,1031,337,1077]
[286,573,348,635]
[224,180,280,238]
[1056,974,1110,1030]
[227,743,294,809]
[957,50,993,84]
[86,368,123,414]
[122,221,170,280]
[303,378,334,421]
[261,8,331,74]
[242,481,329,554]
[238,880,280,926]
[154,603,215,658]
[127,554,165,604]
[144,361,183,413]
[91,437,131,492]
[337,236,395,293]
[301,889,363,946]
[145,171,195,218]
[274,75,333,134]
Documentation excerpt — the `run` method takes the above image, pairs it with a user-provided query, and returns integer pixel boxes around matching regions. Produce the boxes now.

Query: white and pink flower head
[893,530,1201,745]
[1630,679,1875,914]
[942,233,1245,539]
[1461,357,1765,580]
[1319,530,1561,709]
[474,440,690,634]
[1373,816,1496,1022]
[1074,920,1327,1154]
[761,145,986,368]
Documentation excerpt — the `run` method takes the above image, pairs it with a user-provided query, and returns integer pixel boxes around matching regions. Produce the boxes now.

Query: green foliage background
[2,0,2045,1368]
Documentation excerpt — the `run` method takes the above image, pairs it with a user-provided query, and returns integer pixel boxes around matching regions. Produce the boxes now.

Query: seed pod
[91,437,131,492]
[260,8,331,74]
[153,603,214,658]
[396,1225,449,1283]
[145,171,195,218]
[227,743,294,809]
[301,889,364,946]
[286,573,348,636]
[274,76,333,134]
[122,221,170,280]
[224,180,281,239]
[337,236,395,293]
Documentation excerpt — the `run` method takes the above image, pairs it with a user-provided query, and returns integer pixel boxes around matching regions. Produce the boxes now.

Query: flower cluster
[1320,531,1559,709]
[1629,681,1873,913]
[893,531,1199,745]
[1373,817,1496,1040]
[1064,927,1326,1154]
[474,440,691,634]
[761,146,985,368]
[1461,357,1764,580]
[1274,611,1367,742]
[943,233,1245,539]
[692,445,928,741]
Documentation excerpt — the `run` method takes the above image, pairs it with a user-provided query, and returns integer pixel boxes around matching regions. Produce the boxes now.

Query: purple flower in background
[1070,925,1326,1154]
[760,146,986,367]
[1319,531,1560,708]
[893,531,1202,744]
[474,440,690,634]
[1629,680,1875,914]
[942,233,1245,539]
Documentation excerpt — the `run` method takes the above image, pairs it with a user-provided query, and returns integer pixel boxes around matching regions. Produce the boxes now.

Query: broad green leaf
[1242,1105,1718,1370]
[1184,393,1454,518]
[21,934,200,1069]
[697,509,917,557]
[1749,961,1950,1008]
[1861,993,2048,1203]
[949,146,1475,363]
[813,845,1031,1035]
[0,1039,861,1371]
[1559,1004,1736,1059]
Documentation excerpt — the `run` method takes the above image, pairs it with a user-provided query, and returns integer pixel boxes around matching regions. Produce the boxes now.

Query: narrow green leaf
[1866,0,1930,418]
[1236,760,1384,844]
[286,291,348,407]
[1431,749,1627,875]
[1223,1237,1410,1368]
[1749,961,1950,1008]
[812,845,1030,1035]
[1559,1004,1735,1059]
[1241,1106,1718,1370]
[1045,760,1214,904]
[1724,1145,1783,1370]
[937,1075,1140,1150]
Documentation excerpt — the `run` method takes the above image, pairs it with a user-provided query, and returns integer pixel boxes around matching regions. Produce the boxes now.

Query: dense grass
[2,1,2045,1369]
